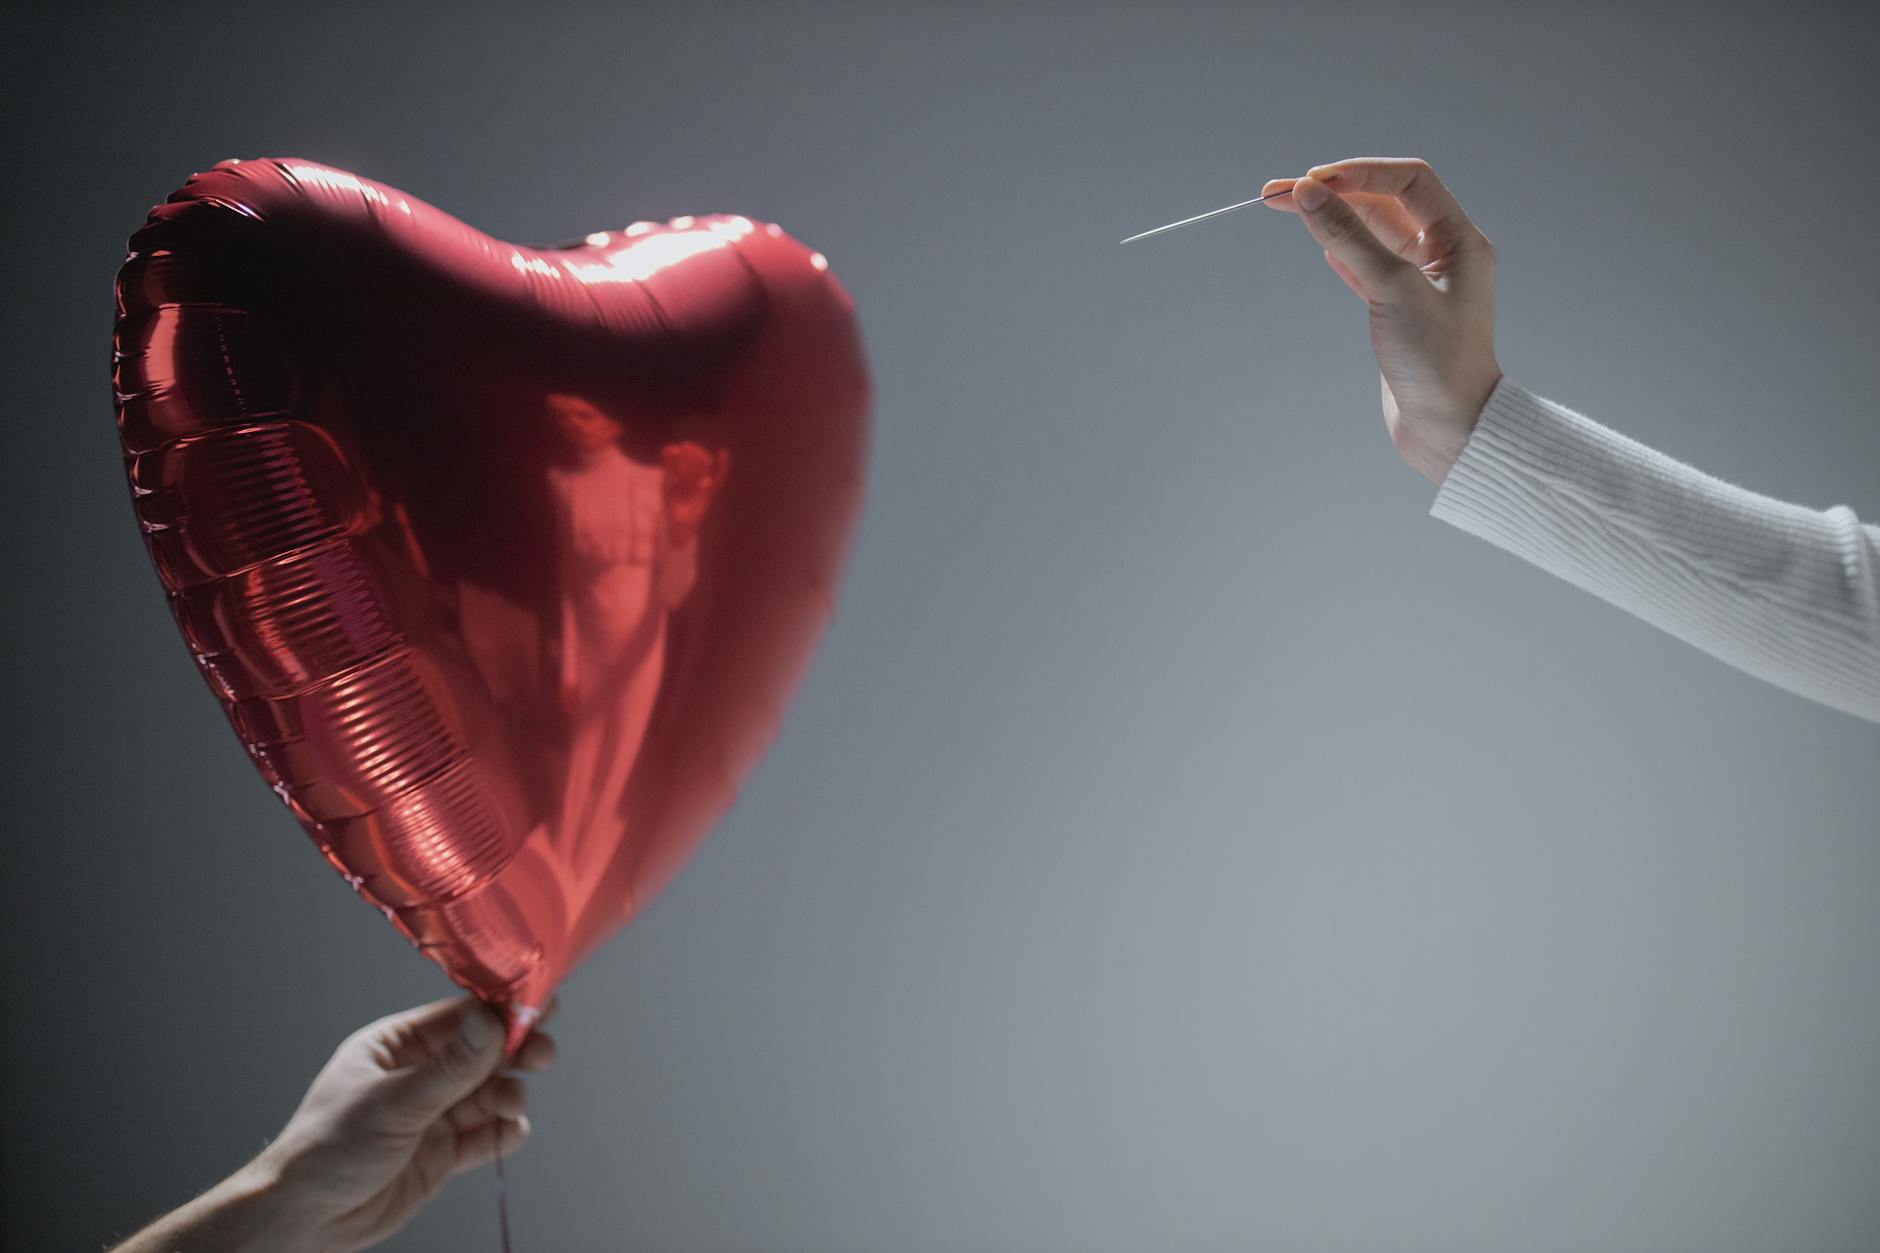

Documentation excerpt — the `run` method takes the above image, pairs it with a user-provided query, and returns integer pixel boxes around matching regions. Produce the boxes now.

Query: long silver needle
[1120,179,1334,245]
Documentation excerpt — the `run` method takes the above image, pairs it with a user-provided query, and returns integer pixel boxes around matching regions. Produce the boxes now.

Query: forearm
[112,1156,323,1253]
[1432,378,1880,722]
[656,532,700,608]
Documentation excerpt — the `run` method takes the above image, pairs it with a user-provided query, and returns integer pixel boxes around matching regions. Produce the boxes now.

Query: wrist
[1428,365,1503,486]
[220,1157,321,1253]
[112,1152,326,1253]
[231,1102,445,1253]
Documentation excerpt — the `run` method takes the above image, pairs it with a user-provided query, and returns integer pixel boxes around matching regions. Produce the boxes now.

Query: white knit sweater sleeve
[1430,377,1880,723]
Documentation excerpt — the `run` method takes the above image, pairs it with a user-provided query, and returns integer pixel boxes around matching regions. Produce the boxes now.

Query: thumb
[1290,176,1418,302]
[387,1001,506,1118]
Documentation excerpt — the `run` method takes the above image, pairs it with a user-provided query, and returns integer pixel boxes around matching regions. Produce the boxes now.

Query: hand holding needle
[1120,173,1341,244]
[1197,157,1502,487]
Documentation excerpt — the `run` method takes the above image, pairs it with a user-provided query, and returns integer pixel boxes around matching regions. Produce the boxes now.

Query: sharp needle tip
[1120,182,1318,244]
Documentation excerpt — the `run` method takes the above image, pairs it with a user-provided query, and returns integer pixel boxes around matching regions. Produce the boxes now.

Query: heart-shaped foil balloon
[113,159,869,1049]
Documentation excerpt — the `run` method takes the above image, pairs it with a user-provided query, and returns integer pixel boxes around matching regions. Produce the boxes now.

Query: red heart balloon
[113,159,870,1049]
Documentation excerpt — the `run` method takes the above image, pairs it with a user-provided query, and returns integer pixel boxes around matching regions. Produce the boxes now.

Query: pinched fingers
[1304,157,1494,267]
[443,1073,528,1133]
[409,1110,532,1194]
[447,1115,530,1178]
[1305,158,1472,233]
[1278,176,1423,299]
[510,1029,557,1072]
[1260,181,1433,264]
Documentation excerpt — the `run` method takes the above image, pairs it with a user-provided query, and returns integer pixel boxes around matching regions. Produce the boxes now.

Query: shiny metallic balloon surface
[113,159,870,1049]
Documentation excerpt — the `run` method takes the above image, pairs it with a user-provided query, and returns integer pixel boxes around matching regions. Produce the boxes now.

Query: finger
[1262,184,1431,263]
[407,1119,464,1204]
[1263,183,1409,227]
[383,998,506,1118]
[445,1074,527,1132]
[360,996,477,1072]
[1258,176,1305,206]
[1286,177,1420,301]
[1303,157,1470,236]
[1304,157,1494,279]
[447,1115,532,1179]
[511,1030,558,1072]
[1256,175,1332,213]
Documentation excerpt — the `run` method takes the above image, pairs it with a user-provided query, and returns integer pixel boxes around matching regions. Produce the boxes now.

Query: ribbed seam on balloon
[414,889,545,990]
[140,424,356,588]
[298,650,463,802]
[324,759,520,907]
[181,193,264,223]
[378,761,517,901]
[113,306,293,452]
[116,252,235,316]
[184,538,401,701]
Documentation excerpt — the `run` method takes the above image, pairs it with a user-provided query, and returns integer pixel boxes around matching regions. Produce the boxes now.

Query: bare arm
[111,998,554,1253]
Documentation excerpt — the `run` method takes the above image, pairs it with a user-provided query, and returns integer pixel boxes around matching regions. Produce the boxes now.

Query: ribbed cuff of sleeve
[1428,377,1880,722]
[1428,375,1633,559]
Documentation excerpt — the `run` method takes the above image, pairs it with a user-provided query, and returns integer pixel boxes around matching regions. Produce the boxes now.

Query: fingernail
[1294,177,1330,211]
[1306,165,1337,181]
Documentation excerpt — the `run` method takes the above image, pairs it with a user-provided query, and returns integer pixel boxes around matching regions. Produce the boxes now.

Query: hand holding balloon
[661,442,731,546]
[112,998,556,1253]
[1261,158,1503,484]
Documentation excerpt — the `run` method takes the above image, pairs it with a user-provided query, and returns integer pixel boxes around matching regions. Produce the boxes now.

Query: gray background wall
[5,2,1879,1249]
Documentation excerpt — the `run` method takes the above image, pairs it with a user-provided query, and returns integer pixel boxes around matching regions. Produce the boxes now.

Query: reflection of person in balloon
[544,393,728,918]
